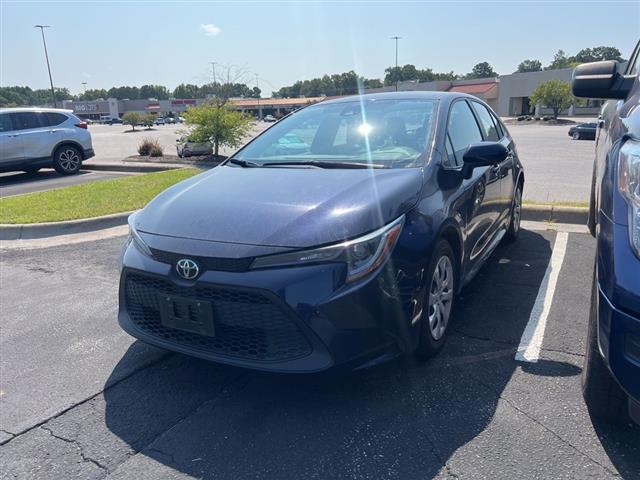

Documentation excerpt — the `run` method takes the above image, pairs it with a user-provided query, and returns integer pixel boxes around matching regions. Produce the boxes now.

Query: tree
[142,113,156,129]
[546,49,576,70]
[529,80,573,119]
[516,59,542,73]
[465,62,497,79]
[183,100,252,157]
[122,112,142,131]
[573,46,625,63]
[173,83,200,99]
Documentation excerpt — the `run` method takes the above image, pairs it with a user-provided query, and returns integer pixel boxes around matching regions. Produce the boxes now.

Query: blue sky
[1,1,638,96]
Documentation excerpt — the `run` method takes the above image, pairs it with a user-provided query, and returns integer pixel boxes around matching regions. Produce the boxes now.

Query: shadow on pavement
[103,229,639,478]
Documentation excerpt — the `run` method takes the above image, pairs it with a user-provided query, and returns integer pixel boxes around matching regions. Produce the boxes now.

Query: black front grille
[149,248,254,273]
[124,272,312,362]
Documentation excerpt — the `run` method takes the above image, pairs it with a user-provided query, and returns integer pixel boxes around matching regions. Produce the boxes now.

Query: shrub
[122,111,142,131]
[137,138,162,156]
[149,144,164,157]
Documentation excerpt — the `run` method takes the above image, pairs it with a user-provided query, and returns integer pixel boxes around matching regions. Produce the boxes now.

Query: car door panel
[0,114,24,163]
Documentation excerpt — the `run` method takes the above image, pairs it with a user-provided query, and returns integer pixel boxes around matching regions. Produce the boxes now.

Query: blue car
[118,92,524,372]
[572,41,640,424]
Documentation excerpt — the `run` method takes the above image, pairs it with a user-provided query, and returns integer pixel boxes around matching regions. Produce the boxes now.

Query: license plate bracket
[158,294,215,337]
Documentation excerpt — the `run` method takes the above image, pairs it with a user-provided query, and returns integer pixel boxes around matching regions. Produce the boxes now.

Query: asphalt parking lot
[1,225,638,479]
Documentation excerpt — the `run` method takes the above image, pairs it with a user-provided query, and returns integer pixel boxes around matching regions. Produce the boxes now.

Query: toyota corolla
[118,92,524,372]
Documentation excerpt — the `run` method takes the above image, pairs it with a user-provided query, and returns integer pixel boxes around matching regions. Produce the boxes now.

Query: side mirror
[463,142,508,167]
[571,61,635,99]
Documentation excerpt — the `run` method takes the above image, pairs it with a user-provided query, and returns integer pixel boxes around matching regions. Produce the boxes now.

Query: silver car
[176,136,213,157]
[0,108,94,175]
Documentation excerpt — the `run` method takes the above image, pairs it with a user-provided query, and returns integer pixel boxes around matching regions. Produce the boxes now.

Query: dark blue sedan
[118,92,524,372]
[572,43,640,425]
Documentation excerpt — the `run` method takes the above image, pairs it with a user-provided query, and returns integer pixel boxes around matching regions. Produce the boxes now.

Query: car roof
[319,90,474,105]
[0,107,74,114]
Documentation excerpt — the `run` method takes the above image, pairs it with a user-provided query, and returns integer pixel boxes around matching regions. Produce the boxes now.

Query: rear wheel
[53,146,82,175]
[573,131,581,140]
[582,266,630,423]
[415,240,456,360]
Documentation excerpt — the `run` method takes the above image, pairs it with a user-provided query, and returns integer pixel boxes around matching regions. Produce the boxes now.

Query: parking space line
[515,231,569,363]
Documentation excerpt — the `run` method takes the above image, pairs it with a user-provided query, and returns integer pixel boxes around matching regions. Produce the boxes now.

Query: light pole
[255,73,262,120]
[34,25,57,107]
[81,81,87,96]
[391,35,402,92]
[209,62,217,85]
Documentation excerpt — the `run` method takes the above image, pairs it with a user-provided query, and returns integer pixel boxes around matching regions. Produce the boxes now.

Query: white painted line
[521,220,589,234]
[515,231,569,363]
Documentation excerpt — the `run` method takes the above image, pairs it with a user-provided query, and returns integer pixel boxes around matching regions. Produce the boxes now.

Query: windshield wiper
[227,158,261,168]
[262,160,386,169]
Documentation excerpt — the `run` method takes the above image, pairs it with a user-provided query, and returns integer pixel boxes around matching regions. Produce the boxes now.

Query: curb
[521,205,588,225]
[82,163,180,173]
[0,211,134,241]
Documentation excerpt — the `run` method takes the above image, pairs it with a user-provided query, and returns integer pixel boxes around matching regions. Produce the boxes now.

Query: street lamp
[391,36,402,92]
[34,25,57,107]
[81,81,87,95]
[255,73,262,120]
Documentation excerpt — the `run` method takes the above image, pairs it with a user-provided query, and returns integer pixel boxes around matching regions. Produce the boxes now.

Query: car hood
[135,165,423,248]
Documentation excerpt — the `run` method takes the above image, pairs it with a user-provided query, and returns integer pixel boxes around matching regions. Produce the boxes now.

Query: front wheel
[504,185,522,243]
[573,131,581,140]
[53,146,82,175]
[415,240,456,360]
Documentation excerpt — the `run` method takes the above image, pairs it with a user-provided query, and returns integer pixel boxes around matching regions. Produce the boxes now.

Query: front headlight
[619,139,640,258]
[251,215,404,282]
[127,212,152,257]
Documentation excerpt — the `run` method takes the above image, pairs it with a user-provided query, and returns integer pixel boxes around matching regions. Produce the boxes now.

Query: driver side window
[446,101,483,168]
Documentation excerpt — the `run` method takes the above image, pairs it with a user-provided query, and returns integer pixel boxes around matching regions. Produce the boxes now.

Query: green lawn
[0,168,200,224]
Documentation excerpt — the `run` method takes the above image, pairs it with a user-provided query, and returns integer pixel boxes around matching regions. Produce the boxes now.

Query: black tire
[582,265,630,423]
[504,184,522,243]
[53,145,82,175]
[23,167,41,175]
[573,131,581,140]
[415,240,457,360]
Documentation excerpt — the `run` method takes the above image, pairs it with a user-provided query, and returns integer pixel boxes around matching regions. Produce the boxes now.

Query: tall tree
[529,80,573,119]
[465,62,497,79]
[516,59,542,73]
[546,49,576,70]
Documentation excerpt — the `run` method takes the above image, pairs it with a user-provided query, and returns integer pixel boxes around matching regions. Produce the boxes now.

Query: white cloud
[200,24,221,37]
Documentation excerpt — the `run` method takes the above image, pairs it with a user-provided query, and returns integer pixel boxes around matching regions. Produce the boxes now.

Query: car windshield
[234,98,437,168]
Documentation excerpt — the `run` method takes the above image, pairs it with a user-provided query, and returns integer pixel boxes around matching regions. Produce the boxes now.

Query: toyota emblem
[176,258,200,280]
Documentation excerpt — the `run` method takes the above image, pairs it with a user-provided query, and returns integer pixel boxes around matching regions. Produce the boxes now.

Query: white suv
[0,108,95,175]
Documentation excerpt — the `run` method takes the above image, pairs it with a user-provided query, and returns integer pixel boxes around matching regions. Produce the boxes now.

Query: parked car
[165,117,175,124]
[568,122,597,140]
[119,92,524,373]
[176,136,213,157]
[154,117,166,125]
[263,114,276,122]
[572,41,640,425]
[177,116,185,123]
[108,117,123,125]
[0,108,95,175]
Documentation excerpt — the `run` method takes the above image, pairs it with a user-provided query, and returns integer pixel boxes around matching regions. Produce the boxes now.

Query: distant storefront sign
[74,103,98,112]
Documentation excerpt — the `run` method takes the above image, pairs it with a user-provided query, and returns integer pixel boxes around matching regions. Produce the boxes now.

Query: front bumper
[118,241,421,373]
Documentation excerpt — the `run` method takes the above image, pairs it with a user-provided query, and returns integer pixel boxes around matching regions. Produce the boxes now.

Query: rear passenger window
[471,102,500,141]
[9,112,41,130]
[0,114,13,132]
[447,101,483,167]
[46,112,68,126]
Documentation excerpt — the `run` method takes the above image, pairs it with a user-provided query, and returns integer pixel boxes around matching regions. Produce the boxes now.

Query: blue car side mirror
[463,142,508,168]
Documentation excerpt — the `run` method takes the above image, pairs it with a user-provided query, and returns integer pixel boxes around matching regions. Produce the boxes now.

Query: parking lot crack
[474,378,620,477]
[41,425,109,474]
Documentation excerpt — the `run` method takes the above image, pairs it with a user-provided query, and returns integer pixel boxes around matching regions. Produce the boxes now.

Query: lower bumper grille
[124,272,312,362]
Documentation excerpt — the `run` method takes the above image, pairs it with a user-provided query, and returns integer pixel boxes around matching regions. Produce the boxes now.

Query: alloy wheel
[58,149,81,172]
[428,255,454,340]
[512,188,522,233]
